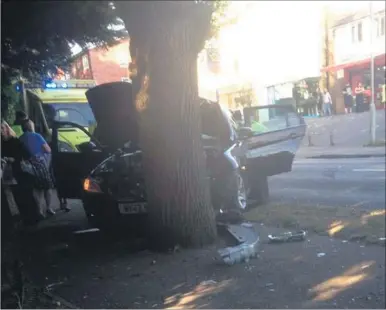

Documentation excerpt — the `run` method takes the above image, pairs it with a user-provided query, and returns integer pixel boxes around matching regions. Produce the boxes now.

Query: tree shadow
[305,260,376,308]
[163,279,232,309]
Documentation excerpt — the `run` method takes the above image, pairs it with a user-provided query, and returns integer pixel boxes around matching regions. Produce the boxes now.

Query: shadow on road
[4,200,385,309]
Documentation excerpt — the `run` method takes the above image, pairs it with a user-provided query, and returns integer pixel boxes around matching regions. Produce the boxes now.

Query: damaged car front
[51,82,306,232]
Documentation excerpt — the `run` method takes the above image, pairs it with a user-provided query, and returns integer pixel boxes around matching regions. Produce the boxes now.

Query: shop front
[323,53,386,110]
[217,82,255,111]
[267,77,321,117]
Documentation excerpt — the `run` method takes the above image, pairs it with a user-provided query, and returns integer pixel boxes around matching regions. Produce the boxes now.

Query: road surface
[12,157,385,309]
[303,111,385,147]
[270,157,385,209]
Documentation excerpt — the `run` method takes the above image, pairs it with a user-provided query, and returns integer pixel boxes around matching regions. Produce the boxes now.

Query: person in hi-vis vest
[250,111,268,134]
[12,111,28,137]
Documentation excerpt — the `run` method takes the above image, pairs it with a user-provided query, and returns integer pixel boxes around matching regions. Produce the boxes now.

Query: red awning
[321,53,386,72]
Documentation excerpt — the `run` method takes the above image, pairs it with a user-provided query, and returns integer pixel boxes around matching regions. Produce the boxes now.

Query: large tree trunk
[146,27,216,249]
[127,17,217,250]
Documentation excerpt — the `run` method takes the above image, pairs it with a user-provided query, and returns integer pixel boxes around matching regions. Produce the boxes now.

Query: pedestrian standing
[19,120,56,217]
[343,83,353,114]
[355,82,365,113]
[322,89,332,116]
[1,120,36,225]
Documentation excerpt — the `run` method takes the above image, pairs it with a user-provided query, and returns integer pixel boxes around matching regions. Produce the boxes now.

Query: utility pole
[324,5,330,91]
[19,76,29,116]
[369,0,376,144]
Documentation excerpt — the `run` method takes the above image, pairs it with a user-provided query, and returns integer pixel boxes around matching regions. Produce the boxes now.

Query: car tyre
[226,170,249,211]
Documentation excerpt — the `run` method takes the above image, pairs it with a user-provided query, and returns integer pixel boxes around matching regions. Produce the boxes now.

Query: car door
[51,121,111,199]
[242,104,306,177]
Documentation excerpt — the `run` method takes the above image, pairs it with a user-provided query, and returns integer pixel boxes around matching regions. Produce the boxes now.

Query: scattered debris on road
[217,222,260,266]
[268,230,307,243]
[200,280,217,286]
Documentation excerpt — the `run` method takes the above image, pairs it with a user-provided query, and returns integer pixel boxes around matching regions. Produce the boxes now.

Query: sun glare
[198,0,384,105]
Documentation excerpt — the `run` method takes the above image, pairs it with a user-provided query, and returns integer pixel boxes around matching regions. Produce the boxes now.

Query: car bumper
[82,192,147,230]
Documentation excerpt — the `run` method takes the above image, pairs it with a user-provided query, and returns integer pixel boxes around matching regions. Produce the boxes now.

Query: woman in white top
[322,89,332,116]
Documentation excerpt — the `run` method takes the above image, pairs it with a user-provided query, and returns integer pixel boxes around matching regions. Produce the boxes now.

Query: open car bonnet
[86,82,139,150]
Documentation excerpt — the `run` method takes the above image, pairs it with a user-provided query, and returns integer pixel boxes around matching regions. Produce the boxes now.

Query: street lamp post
[369,1,376,144]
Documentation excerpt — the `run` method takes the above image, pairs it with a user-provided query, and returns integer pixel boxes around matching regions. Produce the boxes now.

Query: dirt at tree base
[21,225,385,309]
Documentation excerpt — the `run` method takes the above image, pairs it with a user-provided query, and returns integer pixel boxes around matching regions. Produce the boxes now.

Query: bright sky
[70,1,384,92]
[200,1,386,100]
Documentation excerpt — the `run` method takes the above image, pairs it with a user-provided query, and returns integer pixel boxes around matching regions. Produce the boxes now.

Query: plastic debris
[73,228,100,234]
[217,223,259,266]
[241,222,254,228]
[268,230,307,243]
[218,242,259,265]
[317,252,326,257]
[46,281,64,291]
[200,280,217,286]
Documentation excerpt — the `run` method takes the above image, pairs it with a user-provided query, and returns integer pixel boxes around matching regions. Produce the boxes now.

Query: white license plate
[118,202,147,214]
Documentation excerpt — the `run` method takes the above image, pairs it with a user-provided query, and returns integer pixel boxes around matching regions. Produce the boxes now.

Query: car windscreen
[43,103,96,128]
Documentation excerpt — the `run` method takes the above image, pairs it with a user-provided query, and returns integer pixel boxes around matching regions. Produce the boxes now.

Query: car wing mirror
[237,127,254,139]
[77,141,100,153]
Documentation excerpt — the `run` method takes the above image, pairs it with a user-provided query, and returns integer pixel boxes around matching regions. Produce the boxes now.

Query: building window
[121,77,131,83]
[351,25,356,43]
[116,51,129,68]
[233,59,239,74]
[357,22,363,42]
[82,55,89,70]
[380,16,385,36]
[72,65,77,77]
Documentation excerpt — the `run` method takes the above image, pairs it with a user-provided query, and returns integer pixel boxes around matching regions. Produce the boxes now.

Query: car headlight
[83,177,102,193]
[58,141,75,152]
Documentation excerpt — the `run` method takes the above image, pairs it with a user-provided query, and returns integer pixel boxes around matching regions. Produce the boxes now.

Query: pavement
[18,216,386,309]
[15,155,385,308]
[297,146,385,159]
[270,157,385,210]
[298,111,385,158]
[5,112,385,308]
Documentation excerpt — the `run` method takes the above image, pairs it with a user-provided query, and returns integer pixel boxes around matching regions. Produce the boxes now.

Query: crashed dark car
[51,82,306,230]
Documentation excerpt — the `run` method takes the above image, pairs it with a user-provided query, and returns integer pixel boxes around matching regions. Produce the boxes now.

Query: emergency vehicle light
[23,79,96,90]
[45,82,68,89]
[45,82,57,89]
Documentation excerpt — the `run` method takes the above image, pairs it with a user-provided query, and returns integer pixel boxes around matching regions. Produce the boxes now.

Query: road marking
[352,168,386,172]
[348,200,369,208]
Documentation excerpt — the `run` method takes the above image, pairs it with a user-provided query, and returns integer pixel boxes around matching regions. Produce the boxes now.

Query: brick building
[321,6,385,112]
[69,39,131,85]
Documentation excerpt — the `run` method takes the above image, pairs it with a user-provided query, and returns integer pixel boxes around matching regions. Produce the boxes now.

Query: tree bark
[130,18,217,250]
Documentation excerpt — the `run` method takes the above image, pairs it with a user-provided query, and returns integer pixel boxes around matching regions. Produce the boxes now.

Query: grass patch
[244,203,385,246]
[363,140,386,147]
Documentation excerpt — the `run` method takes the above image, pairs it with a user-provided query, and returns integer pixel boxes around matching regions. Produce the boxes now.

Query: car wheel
[224,170,248,211]
[235,172,248,210]
[249,175,269,206]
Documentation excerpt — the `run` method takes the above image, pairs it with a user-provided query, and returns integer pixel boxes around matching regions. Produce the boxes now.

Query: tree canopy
[1,1,226,80]
[1,1,127,81]
[1,0,229,248]
[1,1,127,117]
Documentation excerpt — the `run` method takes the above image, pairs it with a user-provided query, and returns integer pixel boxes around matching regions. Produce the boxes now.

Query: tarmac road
[12,156,385,309]
[269,157,386,210]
